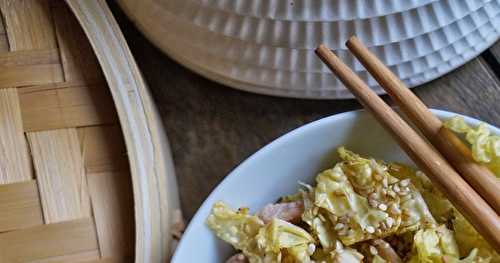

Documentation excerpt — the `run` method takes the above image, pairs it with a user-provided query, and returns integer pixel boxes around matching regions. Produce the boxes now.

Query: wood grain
[88,171,134,259]
[27,128,91,223]
[0,0,56,51]
[0,14,8,52]
[0,88,33,184]
[67,1,181,261]
[414,57,500,127]
[19,83,117,131]
[0,1,137,261]
[316,45,500,250]
[489,41,500,62]
[52,1,103,83]
[77,125,128,174]
[0,180,43,232]
[0,49,63,90]
[346,36,500,213]
[73,258,128,263]
[0,218,98,263]
[30,250,100,263]
[111,2,500,228]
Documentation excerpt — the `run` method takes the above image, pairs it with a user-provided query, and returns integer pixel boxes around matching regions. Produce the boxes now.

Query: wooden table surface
[109,3,500,222]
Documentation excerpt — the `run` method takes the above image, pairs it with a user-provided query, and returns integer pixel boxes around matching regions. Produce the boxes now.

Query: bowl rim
[172,108,500,261]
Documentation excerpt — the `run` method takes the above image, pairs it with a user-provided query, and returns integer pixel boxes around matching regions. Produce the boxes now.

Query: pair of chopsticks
[315,37,500,252]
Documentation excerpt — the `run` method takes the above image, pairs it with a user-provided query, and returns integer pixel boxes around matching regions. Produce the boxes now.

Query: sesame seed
[369,245,378,255]
[382,178,388,188]
[400,179,410,187]
[389,204,401,215]
[393,184,401,192]
[335,240,344,250]
[366,226,375,234]
[374,173,383,181]
[386,217,394,228]
[237,254,245,260]
[378,203,388,211]
[339,216,349,223]
[308,243,316,255]
[334,223,345,230]
[369,199,379,208]
[387,190,396,198]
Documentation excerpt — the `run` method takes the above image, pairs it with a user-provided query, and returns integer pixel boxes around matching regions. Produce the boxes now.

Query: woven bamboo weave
[0,0,135,262]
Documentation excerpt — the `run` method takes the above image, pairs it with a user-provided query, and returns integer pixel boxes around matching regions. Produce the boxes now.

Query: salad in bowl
[172,110,500,263]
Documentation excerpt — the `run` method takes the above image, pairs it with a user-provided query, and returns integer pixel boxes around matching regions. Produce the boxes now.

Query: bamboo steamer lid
[0,0,180,262]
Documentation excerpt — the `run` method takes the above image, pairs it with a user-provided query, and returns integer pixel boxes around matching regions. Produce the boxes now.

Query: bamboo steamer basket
[0,0,180,262]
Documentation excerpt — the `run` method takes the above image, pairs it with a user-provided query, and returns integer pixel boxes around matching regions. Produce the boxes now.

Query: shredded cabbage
[388,164,454,223]
[304,148,435,246]
[453,212,498,262]
[407,225,489,263]
[311,244,364,263]
[207,202,316,262]
[256,218,314,252]
[207,147,498,263]
[407,225,459,263]
[391,166,499,262]
[444,116,500,176]
[373,255,388,263]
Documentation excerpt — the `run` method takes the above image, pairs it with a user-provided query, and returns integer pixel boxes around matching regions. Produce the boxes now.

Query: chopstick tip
[346,36,360,47]
[315,44,331,58]
[316,44,328,52]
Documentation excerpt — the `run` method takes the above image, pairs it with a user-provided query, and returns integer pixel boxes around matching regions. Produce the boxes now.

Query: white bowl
[171,109,500,262]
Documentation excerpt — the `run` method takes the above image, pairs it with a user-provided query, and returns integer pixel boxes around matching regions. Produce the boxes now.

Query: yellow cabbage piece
[407,225,489,263]
[373,255,388,263]
[207,202,315,263]
[453,213,498,262]
[311,245,364,263]
[392,165,499,262]
[389,164,454,223]
[444,116,500,176]
[206,201,265,261]
[303,148,435,246]
[256,218,314,253]
[407,225,459,263]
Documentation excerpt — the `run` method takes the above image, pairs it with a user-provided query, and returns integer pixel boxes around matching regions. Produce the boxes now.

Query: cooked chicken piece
[372,239,403,263]
[257,200,304,224]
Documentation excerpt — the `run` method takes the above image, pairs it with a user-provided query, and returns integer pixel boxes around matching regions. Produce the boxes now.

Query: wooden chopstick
[345,36,500,214]
[315,45,500,251]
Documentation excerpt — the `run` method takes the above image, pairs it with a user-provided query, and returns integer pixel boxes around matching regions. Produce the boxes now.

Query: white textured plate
[197,0,440,21]
[119,0,500,98]
[146,6,500,98]
[160,0,488,49]
[171,109,500,262]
